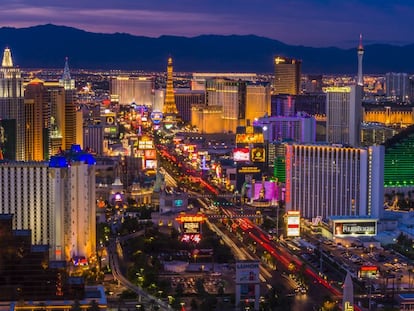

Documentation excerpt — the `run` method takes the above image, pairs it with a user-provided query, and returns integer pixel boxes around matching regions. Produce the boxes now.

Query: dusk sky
[1,0,413,48]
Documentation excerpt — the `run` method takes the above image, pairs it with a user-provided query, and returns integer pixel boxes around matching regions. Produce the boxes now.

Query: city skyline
[0,0,413,48]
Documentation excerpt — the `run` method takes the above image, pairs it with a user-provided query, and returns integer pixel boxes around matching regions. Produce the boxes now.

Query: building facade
[110,76,154,106]
[0,47,25,160]
[46,83,66,156]
[326,86,362,147]
[83,124,104,155]
[191,73,257,91]
[383,126,414,189]
[0,146,96,262]
[206,78,246,133]
[24,79,47,161]
[174,89,205,123]
[254,114,316,144]
[385,72,410,102]
[285,144,384,220]
[59,58,83,150]
[273,56,301,95]
[244,83,271,125]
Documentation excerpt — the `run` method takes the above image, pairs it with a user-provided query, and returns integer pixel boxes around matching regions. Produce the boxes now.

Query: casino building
[0,145,96,262]
[285,143,384,221]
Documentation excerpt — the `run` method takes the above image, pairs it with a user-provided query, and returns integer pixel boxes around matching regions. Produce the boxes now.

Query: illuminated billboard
[333,220,377,237]
[104,126,118,138]
[138,137,154,149]
[105,114,116,125]
[251,147,265,162]
[236,261,260,284]
[183,145,196,153]
[144,149,156,159]
[236,260,260,308]
[181,234,201,243]
[150,111,163,125]
[237,165,262,174]
[145,159,156,169]
[233,148,250,162]
[286,211,300,237]
[236,133,264,144]
[183,222,200,234]
[236,126,264,144]
[358,266,378,279]
[176,214,206,223]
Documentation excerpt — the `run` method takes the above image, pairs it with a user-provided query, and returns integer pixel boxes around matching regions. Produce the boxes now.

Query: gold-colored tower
[163,57,178,115]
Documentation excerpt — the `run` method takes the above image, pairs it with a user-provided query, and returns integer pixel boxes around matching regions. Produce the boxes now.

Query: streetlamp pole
[273,199,280,241]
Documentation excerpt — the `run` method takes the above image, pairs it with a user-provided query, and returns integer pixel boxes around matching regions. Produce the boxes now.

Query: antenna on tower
[358,33,364,51]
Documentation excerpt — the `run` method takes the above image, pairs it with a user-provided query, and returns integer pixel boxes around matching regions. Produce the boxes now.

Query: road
[211,204,352,311]
[108,237,173,310]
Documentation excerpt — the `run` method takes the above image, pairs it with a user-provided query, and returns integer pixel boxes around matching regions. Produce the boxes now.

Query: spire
[62,57,71,80]
[342,272,354,311]
[59,57,75,90]
[2,47,13,67]
[358,33,364,51]
[163,56,178,115]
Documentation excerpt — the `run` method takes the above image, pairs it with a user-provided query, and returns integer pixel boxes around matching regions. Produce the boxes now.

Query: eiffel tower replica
[162,57,179,128]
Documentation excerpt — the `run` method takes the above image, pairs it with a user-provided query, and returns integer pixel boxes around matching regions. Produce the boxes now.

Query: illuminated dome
[49,145,96,167]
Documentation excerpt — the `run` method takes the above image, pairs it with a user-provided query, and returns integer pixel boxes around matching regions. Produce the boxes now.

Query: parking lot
[159,264,235,296]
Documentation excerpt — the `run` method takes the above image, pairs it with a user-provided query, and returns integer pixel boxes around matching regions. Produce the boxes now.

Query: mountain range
[0,24,413,74]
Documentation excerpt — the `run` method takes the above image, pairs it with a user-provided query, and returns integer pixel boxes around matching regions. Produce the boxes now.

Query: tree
[321,296,339,311]
[88,300,100,311]
[71,300,82,311]
[200,295,217,311]
[175,282,184,297]
[190,299,198,310]
[195,278,206,295]
[217,285,225,296]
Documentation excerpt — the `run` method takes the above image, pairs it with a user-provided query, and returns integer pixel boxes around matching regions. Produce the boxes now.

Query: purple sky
[1,0,413,47]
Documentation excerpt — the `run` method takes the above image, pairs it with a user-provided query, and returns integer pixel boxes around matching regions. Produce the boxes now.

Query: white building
[0,162,53,244]
[285,144,384,220]
[326,86,362,147]
[0,146,96,261]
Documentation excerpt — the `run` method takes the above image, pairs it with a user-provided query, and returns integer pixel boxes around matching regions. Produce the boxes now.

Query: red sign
[144,149,156,159]
[176,214,206,223]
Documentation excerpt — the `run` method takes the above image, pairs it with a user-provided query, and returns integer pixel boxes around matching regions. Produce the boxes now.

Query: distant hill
[0,24,413,74]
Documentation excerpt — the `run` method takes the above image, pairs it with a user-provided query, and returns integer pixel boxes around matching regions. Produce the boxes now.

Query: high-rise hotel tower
[285,144,384,220]
[0,145,96,261]
[24,79,47,161]
[326,86,362,147]
[273,56,301,95]
[110,76,154,106]
[59,58,83,150]
[0,47,25,160]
